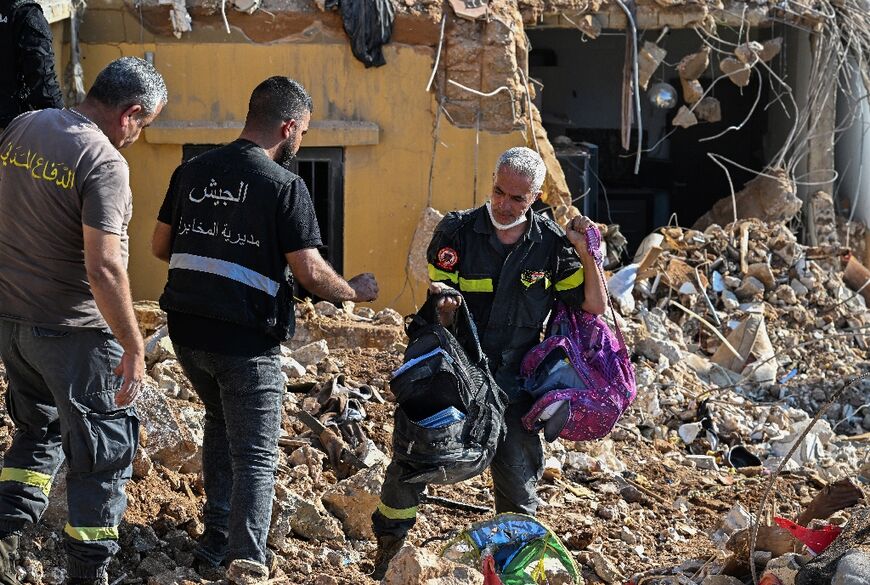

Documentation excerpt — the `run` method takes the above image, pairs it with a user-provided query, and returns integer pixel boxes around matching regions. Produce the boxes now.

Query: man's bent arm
[286,248,363,302]
[84,225,144,405]
[151,221,172,263]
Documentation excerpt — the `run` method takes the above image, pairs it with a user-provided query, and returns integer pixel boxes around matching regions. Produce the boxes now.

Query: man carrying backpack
[370,146,607,579]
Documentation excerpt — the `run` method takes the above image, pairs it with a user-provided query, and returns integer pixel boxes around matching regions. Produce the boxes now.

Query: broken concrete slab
[720,57,752,87]
[695,97,722,122]
[639,41,667,90]
[137,381,203,472]
[677,47,710,80]
[673,105,698,128]
[760,37,783,62]
[269,481,344,548]
[292,340,330,367]
[321,462,386,540]
[680,78,704,104]
[383,545,483,585]
[290,317,404,351]
[692,168,801,230]
[134,300,167,338]
[735,41,764,65]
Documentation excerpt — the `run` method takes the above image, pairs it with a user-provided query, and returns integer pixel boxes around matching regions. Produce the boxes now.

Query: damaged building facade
[46,0,870,311]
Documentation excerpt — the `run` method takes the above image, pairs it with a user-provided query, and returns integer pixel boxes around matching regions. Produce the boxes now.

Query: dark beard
[276,137,297,169]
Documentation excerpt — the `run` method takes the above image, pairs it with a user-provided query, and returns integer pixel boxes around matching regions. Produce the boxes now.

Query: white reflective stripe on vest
[169,253,280,297]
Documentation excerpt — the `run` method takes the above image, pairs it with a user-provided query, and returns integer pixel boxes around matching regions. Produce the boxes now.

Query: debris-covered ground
[0,218,868,585]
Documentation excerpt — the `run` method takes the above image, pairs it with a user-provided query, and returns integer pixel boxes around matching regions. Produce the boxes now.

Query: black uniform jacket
[426,205,587,401]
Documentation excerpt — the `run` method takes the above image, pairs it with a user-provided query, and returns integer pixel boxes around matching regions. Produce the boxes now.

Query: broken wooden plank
[421,494,490,514]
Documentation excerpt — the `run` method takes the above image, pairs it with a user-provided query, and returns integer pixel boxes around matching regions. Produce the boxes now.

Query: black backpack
[389,290,507,484]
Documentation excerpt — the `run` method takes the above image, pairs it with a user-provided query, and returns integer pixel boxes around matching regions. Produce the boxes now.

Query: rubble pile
[0,255,866,585]
[615,218,870,435]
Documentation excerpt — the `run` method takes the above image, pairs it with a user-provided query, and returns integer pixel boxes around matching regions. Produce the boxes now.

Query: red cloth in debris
[774,516,842,554]
[482,554,503,585]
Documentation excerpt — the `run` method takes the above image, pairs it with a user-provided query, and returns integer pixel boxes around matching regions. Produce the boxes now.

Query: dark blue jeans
[172,344,283,567]
[0,321,138,579]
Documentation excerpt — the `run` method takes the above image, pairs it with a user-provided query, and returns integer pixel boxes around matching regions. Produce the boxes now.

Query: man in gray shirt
[0,57,166,585]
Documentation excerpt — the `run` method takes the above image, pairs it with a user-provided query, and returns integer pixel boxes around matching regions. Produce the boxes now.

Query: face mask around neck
[486,200,528,231]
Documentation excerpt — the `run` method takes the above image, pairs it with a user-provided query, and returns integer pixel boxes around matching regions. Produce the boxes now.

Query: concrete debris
[315,300,340,317]
[639,41,667,90]
[145,325,176,366]
[321,462,386,540]
[673,105,698,128]
[291,301,405,350]
[680,77,704,104]
[137,551,176,576]
[695,97,722,122]
[292,340,330,367]
[735,41,764,65]
[281,354,307,379]
[146,567,201,585]
[580,549,625,584]
[1,208,867,585]
[133,300,167,337]
[374,308,404,326]
[677,47,710,81]
[693,168,801,230]
[136,381,203,472]
[719,57,752,87]
[270,480,344,546]
[760,37,784,62]
[383,545,483,585]
[812,191,842,247]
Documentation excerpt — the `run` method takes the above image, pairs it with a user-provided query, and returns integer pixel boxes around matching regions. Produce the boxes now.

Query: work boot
[370,535,405,581]
[0,534,21,585]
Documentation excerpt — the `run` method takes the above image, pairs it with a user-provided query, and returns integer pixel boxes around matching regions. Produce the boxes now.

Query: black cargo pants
[0,322,138,579]
[372,400,543,539]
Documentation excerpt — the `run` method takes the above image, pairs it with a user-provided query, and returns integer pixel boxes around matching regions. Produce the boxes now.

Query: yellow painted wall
[78,39,523,313]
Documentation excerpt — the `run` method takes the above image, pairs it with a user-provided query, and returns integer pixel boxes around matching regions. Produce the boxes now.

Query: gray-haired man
[0,57,166,585]
[370,147,607,578]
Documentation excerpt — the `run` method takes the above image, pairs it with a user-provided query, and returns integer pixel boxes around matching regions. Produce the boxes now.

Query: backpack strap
[583,224,628,353]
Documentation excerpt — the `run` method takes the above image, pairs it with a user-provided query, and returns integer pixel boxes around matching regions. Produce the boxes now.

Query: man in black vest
[370,147,607,579]
[151,76,378,584]
[0,0,64,130]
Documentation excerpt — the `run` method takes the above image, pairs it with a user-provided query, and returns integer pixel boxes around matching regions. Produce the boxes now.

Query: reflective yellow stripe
[428,264,458,284]
[0,467,52,496]
[458,277,493,293]
[64,524,119,541]
[555,267,585,291]
[377,502,418,520]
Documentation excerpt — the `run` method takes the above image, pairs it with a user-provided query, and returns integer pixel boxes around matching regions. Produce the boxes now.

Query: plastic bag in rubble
[442,513,580,585]
[408,207,444,283]
[325,0,394,67]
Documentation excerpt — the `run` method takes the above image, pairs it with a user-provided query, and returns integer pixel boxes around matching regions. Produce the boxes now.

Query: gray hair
[494,147,547,193]
[87,57,168,117]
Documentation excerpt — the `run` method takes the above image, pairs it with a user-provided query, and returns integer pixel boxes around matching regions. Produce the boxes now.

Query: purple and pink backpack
[520,227,637,442]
